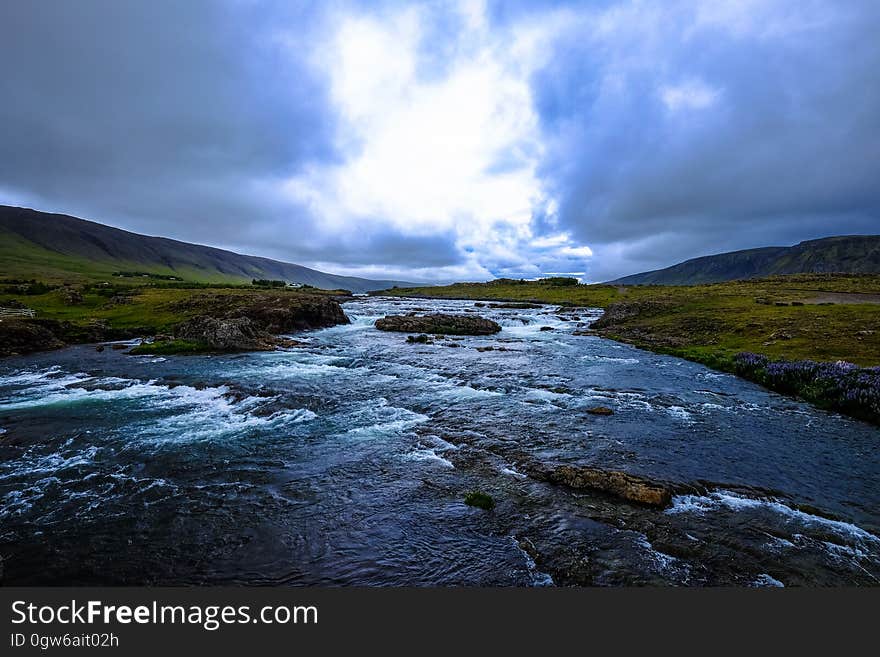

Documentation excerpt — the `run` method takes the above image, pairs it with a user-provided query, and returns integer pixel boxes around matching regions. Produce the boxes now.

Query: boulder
[174,316,279,351]
[538,465,672,507]
[227,296,349,333]
[60,287,84,305]
[170,293,350,333]
[586,406,614,415]
[375,313,501,335]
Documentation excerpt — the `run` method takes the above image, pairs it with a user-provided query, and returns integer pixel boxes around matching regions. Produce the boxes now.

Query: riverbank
[0,282,352,357]
[381,274,880,424]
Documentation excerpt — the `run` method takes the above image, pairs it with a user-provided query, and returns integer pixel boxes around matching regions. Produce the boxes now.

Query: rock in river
[586,406,614,415]
[375,313,501,335]
[536,464,672,507]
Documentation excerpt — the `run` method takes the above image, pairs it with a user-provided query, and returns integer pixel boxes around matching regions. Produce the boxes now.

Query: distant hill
[0,205,418,293]
[609,236,880,285]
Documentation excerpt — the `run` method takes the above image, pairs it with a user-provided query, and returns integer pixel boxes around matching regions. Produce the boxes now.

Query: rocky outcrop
[170,293,350,333]
[228,296,349,333]
[153,292,352,352]
[0,291,351,359]
[375,313,501,335]
[534,464,672,507]
[172,316,280,351]
[60,287,84,305]
[0,319,66,357]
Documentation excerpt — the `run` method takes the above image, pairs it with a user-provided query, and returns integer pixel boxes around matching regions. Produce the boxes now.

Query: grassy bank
[384,274,880,366]
[383,274,880,423]
[0,281,351,356]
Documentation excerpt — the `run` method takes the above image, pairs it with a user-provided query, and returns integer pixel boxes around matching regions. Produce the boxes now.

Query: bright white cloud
[660,80,721,112]
[283,0,593,280]
[558,245,594,258]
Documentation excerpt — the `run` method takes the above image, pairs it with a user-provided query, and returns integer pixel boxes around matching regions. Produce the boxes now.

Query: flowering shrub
[733,352,880,424]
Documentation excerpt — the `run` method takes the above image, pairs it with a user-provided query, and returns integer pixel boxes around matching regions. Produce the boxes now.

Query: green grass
[0,285,350,340]
[383,274,880,367]
[464,491,495,510]
[386,278,622,306]
[0,229,255,285]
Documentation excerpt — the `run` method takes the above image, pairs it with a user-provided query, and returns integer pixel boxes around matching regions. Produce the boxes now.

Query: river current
[1,297,878,585]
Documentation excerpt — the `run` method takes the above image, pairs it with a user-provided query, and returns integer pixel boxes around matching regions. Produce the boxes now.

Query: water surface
[1,297,878,585]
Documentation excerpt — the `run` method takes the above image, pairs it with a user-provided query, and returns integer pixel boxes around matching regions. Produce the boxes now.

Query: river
[1,296,878,585]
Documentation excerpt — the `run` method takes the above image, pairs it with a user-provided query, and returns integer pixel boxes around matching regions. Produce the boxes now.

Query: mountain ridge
[0,205,418,293]
[608,235,880,285]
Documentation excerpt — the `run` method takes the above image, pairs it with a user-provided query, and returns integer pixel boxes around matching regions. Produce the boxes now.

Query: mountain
[0,205,418,293]
[609,235,880,285]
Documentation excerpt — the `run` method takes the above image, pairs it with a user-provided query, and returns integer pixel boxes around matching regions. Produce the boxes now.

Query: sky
[1,0,878,283]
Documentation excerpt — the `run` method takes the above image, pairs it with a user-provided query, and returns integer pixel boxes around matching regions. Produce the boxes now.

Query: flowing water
[1,297,878,585]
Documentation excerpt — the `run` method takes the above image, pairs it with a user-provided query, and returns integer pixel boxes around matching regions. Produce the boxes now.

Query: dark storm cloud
[527,1,880,280]
[229,225,464,272]
[0,0,337,247]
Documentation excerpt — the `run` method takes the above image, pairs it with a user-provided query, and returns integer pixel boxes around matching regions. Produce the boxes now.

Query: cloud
[283,0,593,279]
[530,0,880,279]
[0,0,877,283]
[0,1,336,245]
[660,80,721,112]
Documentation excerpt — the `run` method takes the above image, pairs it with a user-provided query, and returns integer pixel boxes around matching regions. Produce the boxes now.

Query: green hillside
[610,235,880,285]
[0,205,416,293]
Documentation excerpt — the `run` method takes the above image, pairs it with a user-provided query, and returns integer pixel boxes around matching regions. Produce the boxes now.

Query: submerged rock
[406,334,432,344]
[586,406,614,415]
[375,313,501,335]
[537,465,672,507]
